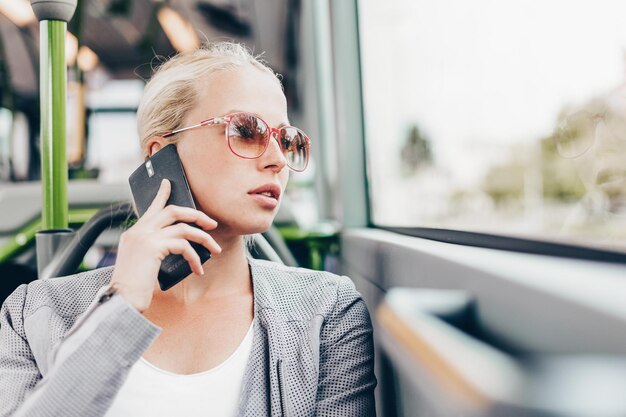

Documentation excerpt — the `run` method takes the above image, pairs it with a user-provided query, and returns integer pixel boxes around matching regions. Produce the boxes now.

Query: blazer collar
[247,255,281,314]
[241,255,287,416]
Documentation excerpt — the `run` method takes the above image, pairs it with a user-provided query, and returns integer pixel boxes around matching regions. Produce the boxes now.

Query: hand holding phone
[111,179,221,311]
[127,144,217,291]
[109,145,221,310]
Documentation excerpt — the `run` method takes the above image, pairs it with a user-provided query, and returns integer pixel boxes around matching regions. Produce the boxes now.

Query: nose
[261,130,288,171]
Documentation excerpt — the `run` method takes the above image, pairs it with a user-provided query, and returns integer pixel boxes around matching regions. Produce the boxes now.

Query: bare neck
[156,234,252,305]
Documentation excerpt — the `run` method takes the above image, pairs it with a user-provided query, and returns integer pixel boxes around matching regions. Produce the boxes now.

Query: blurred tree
[480,135,585,208]
[400,124,433,177]
[482,160,524,206]
[540,134,585,201]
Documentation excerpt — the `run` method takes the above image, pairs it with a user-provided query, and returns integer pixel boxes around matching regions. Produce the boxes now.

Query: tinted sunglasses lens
[280,127,309,171]
[228,113,268,157]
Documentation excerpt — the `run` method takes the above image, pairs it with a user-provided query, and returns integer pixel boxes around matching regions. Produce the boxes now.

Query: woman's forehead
[192,66,288,122]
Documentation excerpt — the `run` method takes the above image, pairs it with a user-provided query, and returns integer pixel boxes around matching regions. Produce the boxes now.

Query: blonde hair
[136,41,281,158]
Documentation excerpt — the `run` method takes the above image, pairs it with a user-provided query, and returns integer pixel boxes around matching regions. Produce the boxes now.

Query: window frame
[346,0,626,264]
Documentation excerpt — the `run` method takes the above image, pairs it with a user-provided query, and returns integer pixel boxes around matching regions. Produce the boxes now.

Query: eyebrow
[223,109,289,128]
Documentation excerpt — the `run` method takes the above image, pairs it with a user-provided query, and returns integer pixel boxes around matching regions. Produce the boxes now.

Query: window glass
[0,108,12,180]
[85,80,144,182]
[359,0,626,251]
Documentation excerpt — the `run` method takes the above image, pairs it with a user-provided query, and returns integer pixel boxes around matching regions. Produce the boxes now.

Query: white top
[104,320,255,417]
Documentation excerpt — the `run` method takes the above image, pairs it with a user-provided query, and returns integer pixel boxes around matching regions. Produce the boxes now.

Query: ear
[146,137,166,158]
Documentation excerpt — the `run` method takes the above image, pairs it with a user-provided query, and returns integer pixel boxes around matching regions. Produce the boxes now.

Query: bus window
[359,0,626,253]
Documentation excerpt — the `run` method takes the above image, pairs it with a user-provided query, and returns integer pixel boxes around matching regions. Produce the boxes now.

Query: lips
[248,183,282,200]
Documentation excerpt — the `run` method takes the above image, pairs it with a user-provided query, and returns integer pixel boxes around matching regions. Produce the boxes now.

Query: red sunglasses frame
[162,112,310,172]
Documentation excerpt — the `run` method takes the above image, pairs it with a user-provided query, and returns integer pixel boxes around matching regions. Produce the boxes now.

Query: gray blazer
[0,256,376,417]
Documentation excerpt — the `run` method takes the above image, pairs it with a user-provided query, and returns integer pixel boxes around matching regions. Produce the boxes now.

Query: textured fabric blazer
[0,256,377,417]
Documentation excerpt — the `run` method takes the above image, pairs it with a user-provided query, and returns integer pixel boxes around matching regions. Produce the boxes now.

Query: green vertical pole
[31,0,77,279]
[40,20,68,229]
[31,0,77,229]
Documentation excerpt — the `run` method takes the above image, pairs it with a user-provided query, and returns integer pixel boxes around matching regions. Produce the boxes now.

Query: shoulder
[20,266,114,319]
[248,258,361,320]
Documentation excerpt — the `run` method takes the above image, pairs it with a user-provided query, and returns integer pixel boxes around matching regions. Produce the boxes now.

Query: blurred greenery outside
[396,93,626,249]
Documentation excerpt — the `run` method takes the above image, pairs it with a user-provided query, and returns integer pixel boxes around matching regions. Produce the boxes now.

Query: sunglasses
[162,112,310,172]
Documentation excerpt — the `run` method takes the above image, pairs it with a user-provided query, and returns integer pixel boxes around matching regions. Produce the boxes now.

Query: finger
[161,223,222,255]
[164,238,204,276]
[145,179,171,215]
[154,205,218,230]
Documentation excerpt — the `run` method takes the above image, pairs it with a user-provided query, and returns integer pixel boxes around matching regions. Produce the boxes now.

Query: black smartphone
[128,143,211,290]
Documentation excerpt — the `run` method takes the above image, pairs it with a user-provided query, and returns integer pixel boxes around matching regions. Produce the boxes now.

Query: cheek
[180,144,235,204]
[281,170,290,189]
[180,133,235,174]
[189,172,242,221]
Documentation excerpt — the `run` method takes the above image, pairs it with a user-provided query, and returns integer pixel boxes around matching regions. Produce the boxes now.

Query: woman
[0,42,376,416]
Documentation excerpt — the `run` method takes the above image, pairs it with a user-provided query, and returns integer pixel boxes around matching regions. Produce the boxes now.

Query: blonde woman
[0,42,376,416]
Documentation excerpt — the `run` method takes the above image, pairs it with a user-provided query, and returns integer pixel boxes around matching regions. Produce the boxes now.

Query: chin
[251,220,275,234]
[233,216,276,235]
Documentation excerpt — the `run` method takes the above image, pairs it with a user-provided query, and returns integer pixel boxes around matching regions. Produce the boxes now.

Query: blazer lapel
[238,257,286,417]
